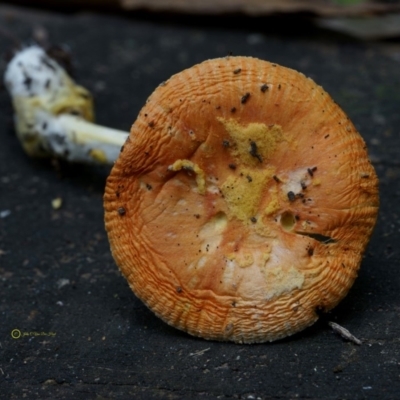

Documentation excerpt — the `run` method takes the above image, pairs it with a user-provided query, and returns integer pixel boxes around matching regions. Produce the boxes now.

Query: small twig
[329,321,362,345]
[189,347,210,357]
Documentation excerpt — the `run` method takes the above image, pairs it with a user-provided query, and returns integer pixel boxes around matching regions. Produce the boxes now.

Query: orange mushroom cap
[104,56,379,343]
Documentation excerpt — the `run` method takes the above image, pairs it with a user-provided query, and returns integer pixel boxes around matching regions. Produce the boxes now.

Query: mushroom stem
[4,45,129,165]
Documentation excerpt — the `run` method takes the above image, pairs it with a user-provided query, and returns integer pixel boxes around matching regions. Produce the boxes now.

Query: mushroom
[104,56,379,343]
[4,48,378,342]
[4,45,128,164]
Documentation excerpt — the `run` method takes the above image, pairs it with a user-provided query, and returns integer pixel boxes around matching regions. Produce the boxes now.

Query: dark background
[0,4,399,399]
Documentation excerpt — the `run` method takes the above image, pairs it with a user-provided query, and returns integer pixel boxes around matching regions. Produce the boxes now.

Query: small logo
[11,329,56,339]
[11,329,21,339]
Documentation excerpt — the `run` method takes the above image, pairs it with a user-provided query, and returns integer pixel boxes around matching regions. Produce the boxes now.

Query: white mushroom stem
[4,45,129,165]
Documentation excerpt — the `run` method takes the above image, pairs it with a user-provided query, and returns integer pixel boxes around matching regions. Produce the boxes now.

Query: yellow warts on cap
[168,159,206,194]
[313,178,321,186]
[221,167,274,223]
[263,265,304,300]
[264,187,280,216]
[226,252,254,268]
[218,118,283,165]
[89,149,108,164]
[226,247,271,270]
[254,221,275,238]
